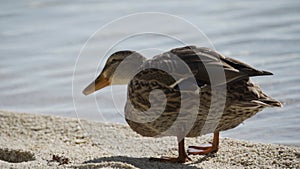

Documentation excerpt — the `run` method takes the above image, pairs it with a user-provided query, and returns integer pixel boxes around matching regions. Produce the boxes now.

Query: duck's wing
[170,46,273,86]
[137,46,273,89]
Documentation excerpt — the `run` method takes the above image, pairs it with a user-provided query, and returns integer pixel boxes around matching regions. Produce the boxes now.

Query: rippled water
[1,0,299,146]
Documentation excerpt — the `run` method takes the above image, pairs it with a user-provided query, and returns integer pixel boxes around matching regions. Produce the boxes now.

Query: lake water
[1,0,299,146]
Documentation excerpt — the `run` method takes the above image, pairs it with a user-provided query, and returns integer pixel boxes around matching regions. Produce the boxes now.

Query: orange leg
[150,137,191,163]
[188,132,219,155]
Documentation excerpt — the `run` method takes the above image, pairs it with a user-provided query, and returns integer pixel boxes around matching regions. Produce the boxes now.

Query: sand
[0,110,299,169]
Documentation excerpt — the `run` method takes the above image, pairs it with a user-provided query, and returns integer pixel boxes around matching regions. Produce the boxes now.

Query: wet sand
[0,110,299,168]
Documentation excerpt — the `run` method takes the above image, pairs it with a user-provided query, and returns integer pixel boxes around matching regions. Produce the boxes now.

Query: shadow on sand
[80,155,205,169]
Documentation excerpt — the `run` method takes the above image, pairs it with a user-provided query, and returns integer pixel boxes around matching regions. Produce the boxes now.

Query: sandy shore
[0,110,299,169]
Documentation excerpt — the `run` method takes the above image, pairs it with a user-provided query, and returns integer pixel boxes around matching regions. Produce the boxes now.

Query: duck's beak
[82,74,110,95]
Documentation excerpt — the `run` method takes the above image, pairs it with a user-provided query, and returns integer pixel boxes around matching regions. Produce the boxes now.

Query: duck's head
[83,50,146,95]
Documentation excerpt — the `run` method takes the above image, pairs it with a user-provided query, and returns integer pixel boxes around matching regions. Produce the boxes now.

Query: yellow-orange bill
[82,75,110,95]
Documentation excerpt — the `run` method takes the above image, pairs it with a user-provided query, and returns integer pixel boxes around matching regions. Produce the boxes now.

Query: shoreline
[0,110,299,168]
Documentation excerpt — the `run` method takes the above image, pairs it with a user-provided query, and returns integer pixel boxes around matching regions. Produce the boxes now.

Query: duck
[83,46,282,163]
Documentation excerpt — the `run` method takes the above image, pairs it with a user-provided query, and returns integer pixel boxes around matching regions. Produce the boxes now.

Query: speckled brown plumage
[124,46,281,139]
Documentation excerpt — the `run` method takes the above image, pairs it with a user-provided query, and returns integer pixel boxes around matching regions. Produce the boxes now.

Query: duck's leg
[187,132,219,155]
[149,137,191,163]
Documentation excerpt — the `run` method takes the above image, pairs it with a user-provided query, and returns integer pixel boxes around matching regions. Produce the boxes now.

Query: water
[1,0,299,146]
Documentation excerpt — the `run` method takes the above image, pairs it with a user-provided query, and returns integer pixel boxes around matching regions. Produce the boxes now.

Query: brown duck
[83,46,282,163]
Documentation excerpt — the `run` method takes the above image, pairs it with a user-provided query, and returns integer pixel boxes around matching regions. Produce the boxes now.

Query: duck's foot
[149,155,191,163]
[188,132,220,155]
[149,137,191,163]
[187,143,218,155]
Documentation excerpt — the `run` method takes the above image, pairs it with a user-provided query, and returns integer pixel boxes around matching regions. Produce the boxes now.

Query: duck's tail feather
[222,57,274,77]
[249,70,273,77]
[231,99,282,108]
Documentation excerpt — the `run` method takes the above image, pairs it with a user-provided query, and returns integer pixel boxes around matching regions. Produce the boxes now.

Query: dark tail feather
[246,69,273,78]
[222,57,274,77]
[254,70,273,76]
